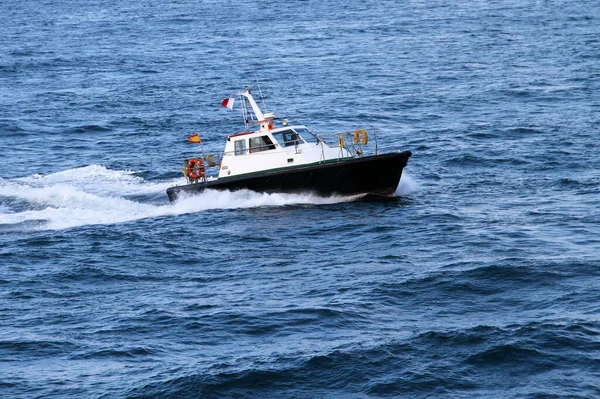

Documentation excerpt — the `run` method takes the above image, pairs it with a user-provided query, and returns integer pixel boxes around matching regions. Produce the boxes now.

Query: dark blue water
[1,0,600,397]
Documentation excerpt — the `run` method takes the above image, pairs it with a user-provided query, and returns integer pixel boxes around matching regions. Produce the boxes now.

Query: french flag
[221,97,235,110]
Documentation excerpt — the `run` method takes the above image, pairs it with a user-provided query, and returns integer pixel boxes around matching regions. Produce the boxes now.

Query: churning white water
[1,165,416,230]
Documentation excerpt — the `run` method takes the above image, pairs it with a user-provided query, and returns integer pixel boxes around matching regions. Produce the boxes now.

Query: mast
[238,87,275,132]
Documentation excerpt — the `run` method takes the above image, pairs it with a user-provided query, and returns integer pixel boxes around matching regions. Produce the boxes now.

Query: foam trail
[394,172,419,196]
[0,166,358,231]
[15,165,185,197]
[171,189,360,214]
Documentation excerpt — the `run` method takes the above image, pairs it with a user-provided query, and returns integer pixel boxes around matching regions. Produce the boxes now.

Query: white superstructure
[218,88,352,179]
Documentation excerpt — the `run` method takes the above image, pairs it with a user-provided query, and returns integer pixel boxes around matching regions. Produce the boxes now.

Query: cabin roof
[227,125,307,140]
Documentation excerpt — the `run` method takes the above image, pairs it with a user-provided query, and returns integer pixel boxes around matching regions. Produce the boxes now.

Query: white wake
[394,172,419,196]
[1,165,395,231]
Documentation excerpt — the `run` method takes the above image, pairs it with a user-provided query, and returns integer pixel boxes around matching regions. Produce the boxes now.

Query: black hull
[166,151,412,202]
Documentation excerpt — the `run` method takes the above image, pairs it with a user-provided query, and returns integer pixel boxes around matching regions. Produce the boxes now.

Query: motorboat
[166,87,411,202]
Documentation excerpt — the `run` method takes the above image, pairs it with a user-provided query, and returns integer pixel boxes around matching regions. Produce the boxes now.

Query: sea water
[1,0,599,397]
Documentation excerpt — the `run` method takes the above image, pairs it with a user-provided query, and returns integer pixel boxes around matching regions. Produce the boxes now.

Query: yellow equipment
[206,154,217,167]
[353,129,368,145]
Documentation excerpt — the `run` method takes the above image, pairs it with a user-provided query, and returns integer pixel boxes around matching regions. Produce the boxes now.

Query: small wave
[52,265,168,283]
[462,263,572,283]
[236,307,368,336]
[64,124,112,134]
[467,131,499,139]
[444,153,487,167]
[0,339,78,359]
[507,127,543,135]
[465,344,550,368]
[69,346,160,360]
[416,325,498,346]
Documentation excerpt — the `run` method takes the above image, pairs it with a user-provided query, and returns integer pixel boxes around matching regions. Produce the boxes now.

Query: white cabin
[218,88,352,179]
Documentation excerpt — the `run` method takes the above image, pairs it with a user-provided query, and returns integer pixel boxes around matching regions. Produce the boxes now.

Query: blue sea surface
[1,0,599,397]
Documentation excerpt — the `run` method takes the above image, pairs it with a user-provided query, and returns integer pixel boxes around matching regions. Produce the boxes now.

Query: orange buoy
[187,158,205,180]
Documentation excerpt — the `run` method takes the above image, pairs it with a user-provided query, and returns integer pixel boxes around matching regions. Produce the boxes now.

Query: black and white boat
[166,87,411,202]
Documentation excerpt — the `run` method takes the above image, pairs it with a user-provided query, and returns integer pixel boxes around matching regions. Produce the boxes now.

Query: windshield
[293,127,317,143]
[272,130,304,147]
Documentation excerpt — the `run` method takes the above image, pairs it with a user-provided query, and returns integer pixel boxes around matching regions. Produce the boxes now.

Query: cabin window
[249,136,276,153]
[234,139,247,155]
[293,127,317,143]
[272,130,304,147]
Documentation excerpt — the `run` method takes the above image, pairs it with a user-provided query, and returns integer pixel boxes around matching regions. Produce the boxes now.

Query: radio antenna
[253,66,267,112]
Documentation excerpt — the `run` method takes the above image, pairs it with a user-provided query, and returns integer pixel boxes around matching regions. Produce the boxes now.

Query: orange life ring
[353,129,368,145]
[187,158,204,180]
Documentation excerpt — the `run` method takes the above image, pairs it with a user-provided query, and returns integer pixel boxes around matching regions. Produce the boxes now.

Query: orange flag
[188,133,201,143]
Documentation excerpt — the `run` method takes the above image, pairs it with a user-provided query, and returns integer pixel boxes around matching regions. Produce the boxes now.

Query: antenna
[240,92,249,131]
[253,66,267,112]
[373,126,379,155]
